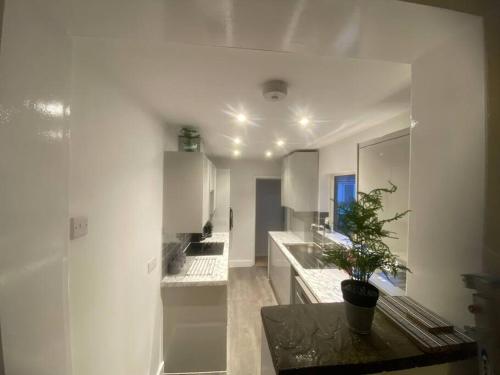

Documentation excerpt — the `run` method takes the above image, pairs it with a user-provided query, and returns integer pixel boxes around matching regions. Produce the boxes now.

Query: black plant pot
[341,279,379,334]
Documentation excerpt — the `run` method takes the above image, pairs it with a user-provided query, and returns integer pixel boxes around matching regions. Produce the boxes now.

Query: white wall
[317,18,485,328]
[407,20,485,328]
[318,112,410,212]
[68,38,176,375]
[212,158,281,266]
[0,0,73,374]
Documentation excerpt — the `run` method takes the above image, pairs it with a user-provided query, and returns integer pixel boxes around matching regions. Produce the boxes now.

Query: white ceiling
[70,0,474,63]
[76,40,410,158]
[69,0,475,158]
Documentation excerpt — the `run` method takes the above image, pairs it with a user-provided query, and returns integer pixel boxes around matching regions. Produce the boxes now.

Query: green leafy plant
[323,182,410,283]
[179,127,200,152]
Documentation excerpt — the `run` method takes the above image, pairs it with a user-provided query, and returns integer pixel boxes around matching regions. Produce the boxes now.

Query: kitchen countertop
[268,231,347,303]
[261,303,476,374]
[161,232,229,287]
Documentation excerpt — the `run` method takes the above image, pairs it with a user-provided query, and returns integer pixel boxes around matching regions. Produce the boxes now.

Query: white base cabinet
[268,237,292,305]
[162,285,227,374]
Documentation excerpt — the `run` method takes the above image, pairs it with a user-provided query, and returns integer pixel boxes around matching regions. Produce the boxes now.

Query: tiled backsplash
[286,208,320,242]
[284,207,349,248]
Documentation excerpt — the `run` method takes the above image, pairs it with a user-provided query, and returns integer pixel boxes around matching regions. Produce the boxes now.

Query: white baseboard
[229,259,254,268]
[156,361,164,375]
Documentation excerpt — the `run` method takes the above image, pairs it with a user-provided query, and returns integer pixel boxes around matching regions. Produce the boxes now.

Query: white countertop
[268,231,348,303]
[161,232,229,288]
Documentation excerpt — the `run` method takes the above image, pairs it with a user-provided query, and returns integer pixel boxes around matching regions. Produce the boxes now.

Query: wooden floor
[254,256,268,268]
[227,266,277,375]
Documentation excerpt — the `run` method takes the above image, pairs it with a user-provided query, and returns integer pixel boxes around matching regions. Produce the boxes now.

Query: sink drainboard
[186,258,216,276]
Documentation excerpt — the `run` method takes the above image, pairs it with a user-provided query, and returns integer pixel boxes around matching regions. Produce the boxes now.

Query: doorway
[255,178,284,267]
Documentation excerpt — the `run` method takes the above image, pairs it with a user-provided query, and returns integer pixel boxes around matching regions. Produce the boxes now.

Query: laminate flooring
[254,256,268,268]
[227,266,277,375]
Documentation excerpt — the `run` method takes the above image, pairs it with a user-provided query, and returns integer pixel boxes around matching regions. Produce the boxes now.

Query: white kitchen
[0,1,499,375]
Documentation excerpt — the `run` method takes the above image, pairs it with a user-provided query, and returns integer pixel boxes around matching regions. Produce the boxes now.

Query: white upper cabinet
[281,151,319,212]
[209,160,216,192]
[281,156,290,208]
[208,160,217,215]
[202,156,210,226]
[164,152,216,233]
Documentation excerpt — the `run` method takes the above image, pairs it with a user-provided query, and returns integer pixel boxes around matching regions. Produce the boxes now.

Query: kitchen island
[261,303,477,374]
[263,232,477,374]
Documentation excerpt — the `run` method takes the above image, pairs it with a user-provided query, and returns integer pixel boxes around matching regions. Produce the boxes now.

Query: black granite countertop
[261,303,476,374]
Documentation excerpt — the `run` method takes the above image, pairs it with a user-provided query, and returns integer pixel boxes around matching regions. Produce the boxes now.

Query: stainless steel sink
[284,243,335,269]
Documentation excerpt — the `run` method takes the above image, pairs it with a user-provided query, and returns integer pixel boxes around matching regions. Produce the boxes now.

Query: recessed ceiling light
[233,150,241,157]
[299,117,310,126]
[233,137,241,145]
[265,151,273,158]
[276,139,285,147]
[236,113,247,123]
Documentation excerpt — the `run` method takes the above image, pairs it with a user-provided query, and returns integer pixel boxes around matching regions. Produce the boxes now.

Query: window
[332,174,356,234]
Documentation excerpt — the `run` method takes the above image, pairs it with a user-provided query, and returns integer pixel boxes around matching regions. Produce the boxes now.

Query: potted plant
[178,127,201,152]
[323,182,410,334]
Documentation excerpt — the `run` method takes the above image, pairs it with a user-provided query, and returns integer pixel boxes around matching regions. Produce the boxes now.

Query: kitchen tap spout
[310,223,326,249]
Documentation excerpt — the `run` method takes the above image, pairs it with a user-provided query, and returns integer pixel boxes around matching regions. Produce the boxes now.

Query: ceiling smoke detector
[262,80,288,102]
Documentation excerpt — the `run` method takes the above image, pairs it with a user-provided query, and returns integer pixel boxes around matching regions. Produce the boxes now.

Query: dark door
[255,179,284,259]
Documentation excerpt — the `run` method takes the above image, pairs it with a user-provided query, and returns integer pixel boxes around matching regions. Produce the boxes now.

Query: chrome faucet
[310,223,326,249]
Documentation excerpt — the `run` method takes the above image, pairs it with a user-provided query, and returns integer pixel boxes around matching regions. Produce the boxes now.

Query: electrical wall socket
[70,216,88,240]
[147,257,157,274]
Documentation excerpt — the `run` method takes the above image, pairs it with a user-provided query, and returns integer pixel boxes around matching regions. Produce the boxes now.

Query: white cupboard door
[164,152,205,233]
[202,156,210,226]
[281,151,318,212]
[269,237,291,304]
[210,161,217,214]
[288,152,318,212]
[281,156,290,208]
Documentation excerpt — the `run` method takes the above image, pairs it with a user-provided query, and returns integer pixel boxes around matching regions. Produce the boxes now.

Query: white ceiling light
[276,139,285,147]
[233,137,241,145]
[236,113,247,123]
[299,117,310,126]
[233,149,241,157]
[265,151,273,158]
